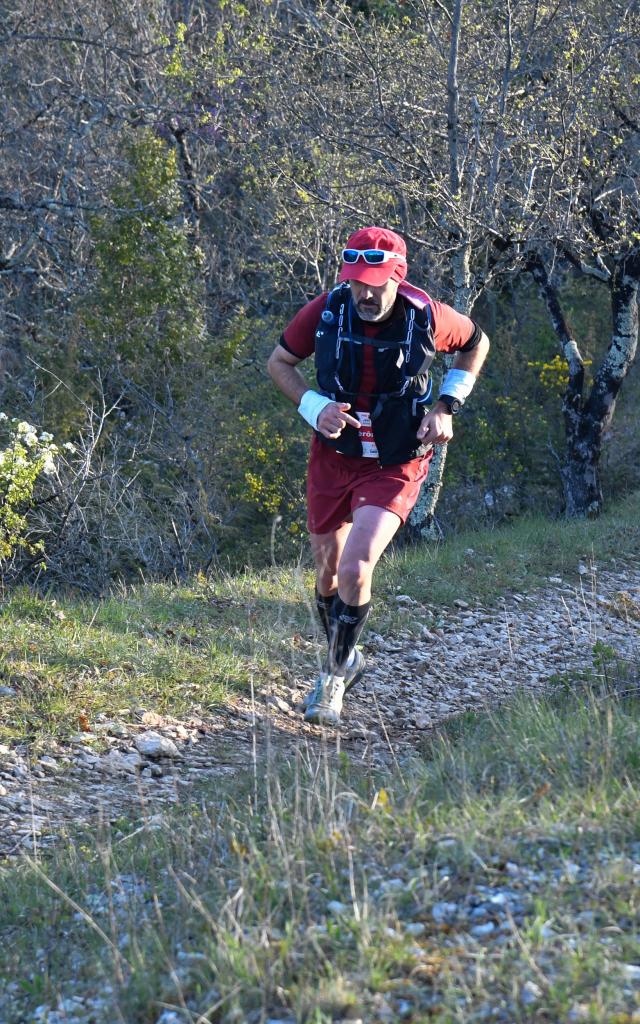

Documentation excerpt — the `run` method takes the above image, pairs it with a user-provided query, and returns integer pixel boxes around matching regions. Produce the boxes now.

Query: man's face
[350,277,400,322]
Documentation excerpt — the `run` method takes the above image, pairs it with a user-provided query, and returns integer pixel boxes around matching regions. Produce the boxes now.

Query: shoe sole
[304,706,342,726]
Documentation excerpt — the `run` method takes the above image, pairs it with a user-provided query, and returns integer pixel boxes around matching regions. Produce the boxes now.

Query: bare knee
[337,557,373,601]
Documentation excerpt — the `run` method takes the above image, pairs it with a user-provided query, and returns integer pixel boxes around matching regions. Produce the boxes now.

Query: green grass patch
[380,487,640,613]
[0,570,313,743]
[1,686,639,1022]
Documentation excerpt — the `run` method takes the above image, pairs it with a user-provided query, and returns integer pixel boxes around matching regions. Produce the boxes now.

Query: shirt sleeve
[280,293,328,359]
[430,300,477,353]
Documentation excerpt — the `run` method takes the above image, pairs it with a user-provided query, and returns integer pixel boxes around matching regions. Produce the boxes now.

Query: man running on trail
[267,226,490,727]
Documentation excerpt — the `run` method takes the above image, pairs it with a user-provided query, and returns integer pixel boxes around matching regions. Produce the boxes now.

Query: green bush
[0,417,60,567]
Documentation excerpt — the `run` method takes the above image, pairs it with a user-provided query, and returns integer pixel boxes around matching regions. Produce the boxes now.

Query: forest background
[0,0,638,590]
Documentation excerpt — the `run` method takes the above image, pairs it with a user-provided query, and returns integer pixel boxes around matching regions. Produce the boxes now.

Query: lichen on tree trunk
[532,252,639,518]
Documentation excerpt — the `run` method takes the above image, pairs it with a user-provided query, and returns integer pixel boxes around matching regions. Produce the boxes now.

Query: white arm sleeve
[439,368,476,403]
[298,390,333,430]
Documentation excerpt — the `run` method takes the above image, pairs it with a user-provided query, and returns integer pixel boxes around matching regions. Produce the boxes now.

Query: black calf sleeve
[315,589,335,642]
[329,598,371,671]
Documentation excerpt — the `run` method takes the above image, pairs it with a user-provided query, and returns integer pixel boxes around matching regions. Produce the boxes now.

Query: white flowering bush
[0,414,59,565]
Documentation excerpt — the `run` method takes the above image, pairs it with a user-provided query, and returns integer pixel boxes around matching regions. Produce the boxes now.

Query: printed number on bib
[356,412,379,458]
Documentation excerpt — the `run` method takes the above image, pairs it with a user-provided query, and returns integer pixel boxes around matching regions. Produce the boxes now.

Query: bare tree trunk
[409,253,472,540]
[531,253,639,517]
[407,0,467,541]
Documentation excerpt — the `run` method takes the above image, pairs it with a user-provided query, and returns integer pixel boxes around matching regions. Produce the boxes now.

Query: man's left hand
[417,403,454,445]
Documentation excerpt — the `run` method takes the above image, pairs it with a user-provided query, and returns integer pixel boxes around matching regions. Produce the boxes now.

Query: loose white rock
[471,921,496,937]
[265,694,294,716]
[104,749,143,774]
[521,980,543,1004]
[404,922,426,936]
[432,901,459,924]
[413,714,431,729]
[134,731,181,759]
[327,900,350,916]
[621,964,640,981]
[380,878,404,892]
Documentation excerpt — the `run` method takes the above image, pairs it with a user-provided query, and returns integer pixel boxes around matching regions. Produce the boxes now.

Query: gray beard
[356,300,394,322]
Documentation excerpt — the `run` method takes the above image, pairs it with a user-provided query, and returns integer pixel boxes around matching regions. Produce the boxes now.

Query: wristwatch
[438,394,463,415]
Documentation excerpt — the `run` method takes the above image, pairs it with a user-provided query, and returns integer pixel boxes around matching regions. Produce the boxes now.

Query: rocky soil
[1,563,638,859]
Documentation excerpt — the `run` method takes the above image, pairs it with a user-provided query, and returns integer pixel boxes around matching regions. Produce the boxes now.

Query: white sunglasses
[342,248,406,266]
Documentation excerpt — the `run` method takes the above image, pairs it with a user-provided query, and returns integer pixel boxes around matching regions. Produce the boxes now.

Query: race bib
[356,411,379,458]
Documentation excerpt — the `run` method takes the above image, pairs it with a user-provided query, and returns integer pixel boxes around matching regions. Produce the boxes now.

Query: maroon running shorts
[306,434,433,535]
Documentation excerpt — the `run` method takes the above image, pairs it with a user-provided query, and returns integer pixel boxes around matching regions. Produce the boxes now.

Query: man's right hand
[317,402,361,440]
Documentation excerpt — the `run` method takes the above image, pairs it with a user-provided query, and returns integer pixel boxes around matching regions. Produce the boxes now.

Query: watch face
[441,395,461,414]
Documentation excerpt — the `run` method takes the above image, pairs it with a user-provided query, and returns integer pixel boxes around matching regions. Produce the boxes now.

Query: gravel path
[1,563,638,858]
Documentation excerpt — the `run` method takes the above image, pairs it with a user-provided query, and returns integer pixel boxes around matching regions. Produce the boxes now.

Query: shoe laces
[314,670,344,704]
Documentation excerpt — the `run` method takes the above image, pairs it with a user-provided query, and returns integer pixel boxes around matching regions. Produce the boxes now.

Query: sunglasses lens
[342,249,359,263]
[363,249,385,264]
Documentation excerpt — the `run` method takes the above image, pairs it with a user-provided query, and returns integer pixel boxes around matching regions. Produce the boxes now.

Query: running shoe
[300,648,366,710]
[304,670,346,727]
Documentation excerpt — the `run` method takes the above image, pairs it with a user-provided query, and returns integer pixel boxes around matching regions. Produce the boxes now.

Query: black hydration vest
[314,283,436,465]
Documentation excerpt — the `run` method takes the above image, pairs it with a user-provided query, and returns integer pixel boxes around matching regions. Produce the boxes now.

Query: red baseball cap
[338,226,408,286]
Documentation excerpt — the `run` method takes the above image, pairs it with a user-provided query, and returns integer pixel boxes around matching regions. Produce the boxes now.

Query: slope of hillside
[0,494,639,1023]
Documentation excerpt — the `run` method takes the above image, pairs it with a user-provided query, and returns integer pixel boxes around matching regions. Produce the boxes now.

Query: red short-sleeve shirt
[281,289,476,411]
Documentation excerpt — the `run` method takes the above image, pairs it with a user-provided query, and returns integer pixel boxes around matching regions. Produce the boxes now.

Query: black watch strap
[439,394,463,415]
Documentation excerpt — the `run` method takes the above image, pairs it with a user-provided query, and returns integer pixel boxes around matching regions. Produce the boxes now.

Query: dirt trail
[1,563,638,858]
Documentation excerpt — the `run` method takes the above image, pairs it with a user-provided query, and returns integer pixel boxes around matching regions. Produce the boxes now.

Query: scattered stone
[568,1005,591,1022]
[327,900,350,916]
[621,964,640,982]
[453,599,470,609]
[265,694,295,716]
[432,901,459,924]
[94,721,129,738]
[104,750,143,774]
[404,922,426,936]
[141,711,166,728]
[0,686,17,697]
[380,878,404,892]
[576,909,595,926]
[521,980,543,1005]
[134,732,181,759]
[470,921,496,937]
